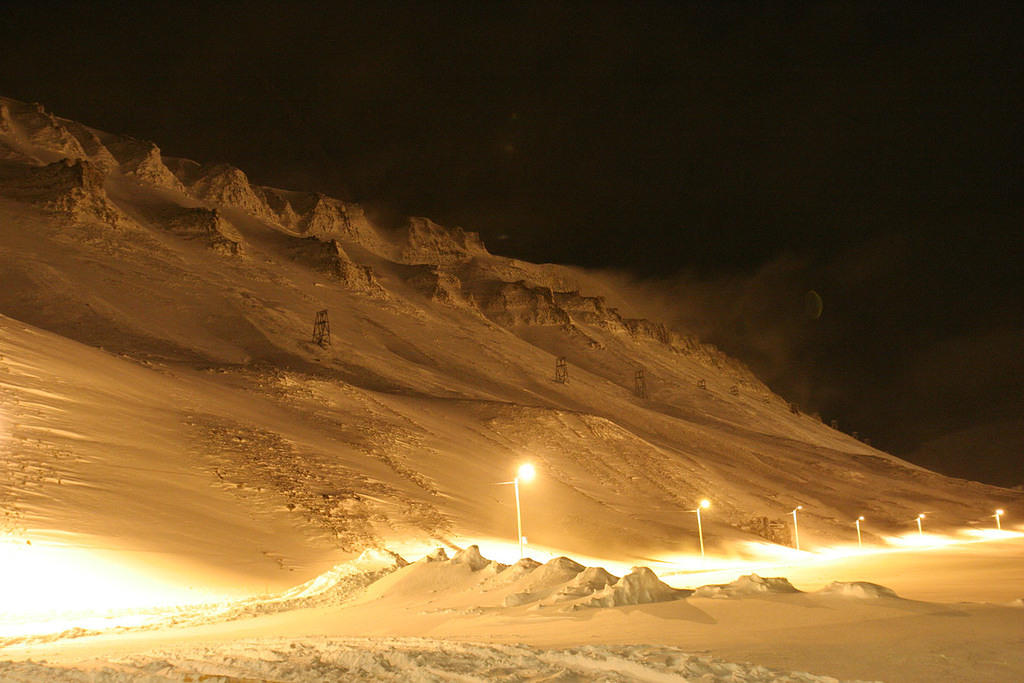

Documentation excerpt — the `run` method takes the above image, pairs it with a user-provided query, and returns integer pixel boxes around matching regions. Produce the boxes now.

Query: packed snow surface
[0,637,860,682]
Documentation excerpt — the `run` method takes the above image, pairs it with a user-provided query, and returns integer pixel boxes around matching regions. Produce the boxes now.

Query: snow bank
[449,544,490,571]
[0,637,847,682]
[548,565,619,602]
[360,545,503,603]
[478,557,540,591]
[355,546,689,612]
[574,566,687,608]
[818,581,900,599]
[503,556,585,606]
[693,573,801,599]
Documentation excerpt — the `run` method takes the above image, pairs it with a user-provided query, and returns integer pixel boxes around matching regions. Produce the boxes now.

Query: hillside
[0,95,1019,596]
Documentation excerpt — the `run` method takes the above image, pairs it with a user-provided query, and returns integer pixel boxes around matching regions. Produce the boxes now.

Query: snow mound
[693,574,801,599]
[503,556,585,606]
[818,581,900,599]
[277,548,408,603]
[449,544,491,571]
[1008,598,1024,607]
[575,566,687,609]
[548,565,619,603]
[423,547,450,562]
[478,557,541,591]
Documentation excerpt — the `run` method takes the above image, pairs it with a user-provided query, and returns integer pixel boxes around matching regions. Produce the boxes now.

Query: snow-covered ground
[0,638,860,682]
[2,539,1023,681]
[2,96,1023,681]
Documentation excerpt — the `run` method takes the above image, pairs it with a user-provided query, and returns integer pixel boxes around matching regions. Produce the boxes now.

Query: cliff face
[404,265,468,306]
[0,158,127,229]
[286,236,385,296]
[478,281,572,327]
[185,163,276,219]
[100,136,185,192]
[59,120,119,172]
[0,99,87,160]
[164,207,245,255]
[398,216,488,265]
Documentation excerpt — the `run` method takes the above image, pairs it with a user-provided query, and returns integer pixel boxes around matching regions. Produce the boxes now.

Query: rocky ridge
[0,94,766,387]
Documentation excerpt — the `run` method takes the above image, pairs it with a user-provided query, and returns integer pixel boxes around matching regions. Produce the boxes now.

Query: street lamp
[498,463,536,559]
[916,513,926,537]
[791,505,803,551]
[994,509,1004,530]
[855,516,865,548]
[692,499,711,558]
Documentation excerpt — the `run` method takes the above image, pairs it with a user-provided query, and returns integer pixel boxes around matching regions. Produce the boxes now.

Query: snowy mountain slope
[0,95,1020,592]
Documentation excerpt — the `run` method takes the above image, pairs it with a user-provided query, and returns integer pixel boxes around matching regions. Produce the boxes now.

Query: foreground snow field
[0,638,858,683]
[3,540,1023,682]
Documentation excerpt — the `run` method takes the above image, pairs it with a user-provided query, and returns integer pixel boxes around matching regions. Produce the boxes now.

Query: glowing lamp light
[994,509,1004,530]
[497,463,537,559]
[692,499,711,558]
[791,505,804,551]
[856,516,865,548]
[916,513,926,537]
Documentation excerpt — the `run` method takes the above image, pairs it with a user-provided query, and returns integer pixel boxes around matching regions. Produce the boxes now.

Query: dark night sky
[2,2,1021,486]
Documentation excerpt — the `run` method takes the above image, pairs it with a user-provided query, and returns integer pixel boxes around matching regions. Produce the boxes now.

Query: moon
[804,290,823,320]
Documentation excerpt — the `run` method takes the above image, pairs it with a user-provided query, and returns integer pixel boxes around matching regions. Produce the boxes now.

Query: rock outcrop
[186,163,275,219]
[398,217,487,265]
[477,281,571,326]
[0,158,126,228]
[57,120,119,171]
[164,206,244,255]
[0,98,87,159]
[404,265,468,306]
[287,237,385,296]
[101,136,185,192]
[261,187,303,228]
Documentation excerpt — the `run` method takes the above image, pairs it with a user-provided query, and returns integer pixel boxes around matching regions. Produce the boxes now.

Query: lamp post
[994,509,1004,530]
[498,463,536,559]
[791,505,803,551]
[916,513,925,537]
[692,499,711,558]
[855,516,865,548]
